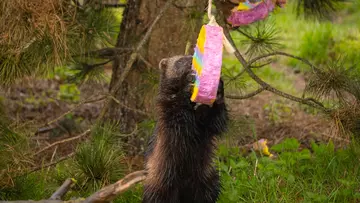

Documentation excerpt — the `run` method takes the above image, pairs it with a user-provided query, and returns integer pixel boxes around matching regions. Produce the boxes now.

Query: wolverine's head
[159,55,193,79]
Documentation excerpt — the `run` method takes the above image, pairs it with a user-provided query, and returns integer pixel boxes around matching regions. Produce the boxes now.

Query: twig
[107,95,148,117]
[46,146,58,175]
[236,29,255,41]
[138,53,154,69]
[41,95,106,129]
[226,60,271,86]
[49,178,76,200]
[102,3,127,8]
[73,47,133,59]
[226,87,265,100]
[33,129,91,156]
[28,153,75,174]
[248,51,320,73]
[250,60,273,69]
[84,170,148,202]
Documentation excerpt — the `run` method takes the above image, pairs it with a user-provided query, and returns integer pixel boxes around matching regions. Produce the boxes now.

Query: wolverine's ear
[159,58,168,72]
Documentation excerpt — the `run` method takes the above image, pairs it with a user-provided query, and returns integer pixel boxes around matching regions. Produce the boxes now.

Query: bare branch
[107,95,148,117]
[226,60,272,85]
[84,170,148,202]
[226,87,265,99]
[0,170,147,203]
[248,51,320,73]
[28,153,75,174]
[251,60,273,69]
[40,95,106,129]
[49,178,76,200]
[102,3,127,8]
[73,47,133,59]
[33,129,91,156]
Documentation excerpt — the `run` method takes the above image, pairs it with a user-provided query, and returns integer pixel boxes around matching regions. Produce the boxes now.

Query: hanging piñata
[190,0,235,105]
[227,0,286,27]
[191,24,224,105]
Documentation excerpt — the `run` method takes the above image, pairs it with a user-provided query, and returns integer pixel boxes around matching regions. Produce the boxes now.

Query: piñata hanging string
[206,0,236,54]
[190,0,235,105]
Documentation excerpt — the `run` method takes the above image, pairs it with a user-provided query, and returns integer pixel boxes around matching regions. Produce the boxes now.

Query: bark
[105,0,207,133]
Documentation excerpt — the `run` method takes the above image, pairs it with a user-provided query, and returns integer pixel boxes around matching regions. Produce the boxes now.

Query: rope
[207,0,235,54]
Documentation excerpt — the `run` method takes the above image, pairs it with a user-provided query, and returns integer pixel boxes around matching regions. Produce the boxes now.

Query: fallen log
[0,170,147,203]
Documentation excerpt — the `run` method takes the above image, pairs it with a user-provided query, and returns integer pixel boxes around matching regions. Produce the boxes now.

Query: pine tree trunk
[105,0,207,134]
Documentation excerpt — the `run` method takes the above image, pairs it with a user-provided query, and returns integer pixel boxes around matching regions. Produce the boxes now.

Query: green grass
[2,138,359,203]
[271,1,360,72]
[217,138,360,203]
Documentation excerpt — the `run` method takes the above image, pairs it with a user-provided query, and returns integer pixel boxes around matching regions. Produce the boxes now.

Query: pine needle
[0,0,119,86]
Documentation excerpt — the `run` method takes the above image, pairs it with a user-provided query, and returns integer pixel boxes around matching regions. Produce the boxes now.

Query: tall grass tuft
[73,122,125,193]
[298,23,334,67]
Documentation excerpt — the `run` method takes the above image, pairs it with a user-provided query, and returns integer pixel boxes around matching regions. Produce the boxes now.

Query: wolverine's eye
[175,57,192,71]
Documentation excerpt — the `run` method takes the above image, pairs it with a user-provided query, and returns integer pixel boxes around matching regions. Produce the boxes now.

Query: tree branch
[102,3,127,8]
[226,60,272,85]
[214,3,330,112]
[226,87,265,99]
[33,129,91,156]
[40,95,106,130]
[49,178,76,200]
[28,153,75,174]
[73,47,133,59]
[84,170,147,202]
[107,95,148,117]
[0,170,147,203]
[248,51,320,73]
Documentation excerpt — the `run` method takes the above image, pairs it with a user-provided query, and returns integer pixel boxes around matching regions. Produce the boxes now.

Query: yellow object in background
[252,139,274,157]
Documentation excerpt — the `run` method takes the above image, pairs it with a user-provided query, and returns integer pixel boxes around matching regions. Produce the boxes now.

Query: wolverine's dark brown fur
[142,55,228,203]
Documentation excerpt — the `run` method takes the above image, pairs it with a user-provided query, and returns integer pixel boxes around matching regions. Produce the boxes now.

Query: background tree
[102,0,208,133]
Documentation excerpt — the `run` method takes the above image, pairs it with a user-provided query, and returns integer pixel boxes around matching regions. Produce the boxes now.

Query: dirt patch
[223,62,347,150]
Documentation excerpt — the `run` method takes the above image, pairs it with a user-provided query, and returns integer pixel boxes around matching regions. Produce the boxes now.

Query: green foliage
[0,173,54,200]
[238,19,282,59]
[57,84,81,102]
[263,100,294,124]
[305,57,360,102]
[0,119,33,188]
[113,184,143,203]
[294,0,346,20]
[73,122,125,192]
[217,138,360,203]
[298,23,334,67]
[273,1,360,73]
[0,0,121,86]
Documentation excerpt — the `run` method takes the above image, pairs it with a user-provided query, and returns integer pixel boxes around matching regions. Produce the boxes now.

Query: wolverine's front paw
[184,70,196,94]
[215,79,225,104]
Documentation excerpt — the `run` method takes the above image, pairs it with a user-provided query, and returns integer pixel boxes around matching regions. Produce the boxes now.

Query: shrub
[73,122,125,193]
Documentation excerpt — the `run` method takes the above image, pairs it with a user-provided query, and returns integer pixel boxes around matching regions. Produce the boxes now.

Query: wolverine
[142,55,228,203]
